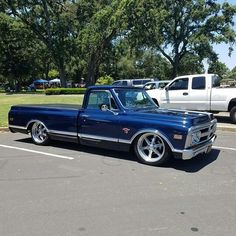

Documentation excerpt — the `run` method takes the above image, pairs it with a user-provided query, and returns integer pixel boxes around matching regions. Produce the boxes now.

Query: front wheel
[134,132,172,166]
[230,106,236,124]
[31,121,50,145]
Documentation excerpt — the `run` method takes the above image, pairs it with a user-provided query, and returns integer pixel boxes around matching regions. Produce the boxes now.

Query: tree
[225,66,236,80]
[128,0,236,78]
[76,0,131,85]
[0,13,43,87]
[208,60,229,79]
[7,0,77,87]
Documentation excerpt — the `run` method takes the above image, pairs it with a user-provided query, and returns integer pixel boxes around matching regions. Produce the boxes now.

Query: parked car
[112,78,157,87]
[147,74,236,123]
[144,80,171,90]
[8,85,217,166]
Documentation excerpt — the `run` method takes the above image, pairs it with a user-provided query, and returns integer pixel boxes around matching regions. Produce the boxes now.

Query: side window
[192,76,205,90]
[168,78,188,90]
[122,81,128,86]
[87,90,117,110]
[144,83,155,90]
[133,80,142,86]
[212,75,221,88]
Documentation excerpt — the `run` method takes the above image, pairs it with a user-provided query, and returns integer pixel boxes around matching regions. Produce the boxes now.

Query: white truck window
[168,78,188,90]
[192,76,206,90]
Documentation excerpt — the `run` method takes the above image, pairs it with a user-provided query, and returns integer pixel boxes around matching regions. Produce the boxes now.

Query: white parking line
[0,144,74,160]
[213,146,236,152]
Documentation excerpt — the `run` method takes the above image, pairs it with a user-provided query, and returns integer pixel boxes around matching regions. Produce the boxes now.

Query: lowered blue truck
[8,86,217,166]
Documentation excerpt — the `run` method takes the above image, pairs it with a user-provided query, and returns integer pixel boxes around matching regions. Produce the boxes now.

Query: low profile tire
[230,106,236,124]
[134,132,172,166]
[31,121,49,145]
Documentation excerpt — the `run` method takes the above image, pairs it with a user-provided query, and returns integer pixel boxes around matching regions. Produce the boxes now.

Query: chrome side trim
[78,129,175,151]
[26,120,77,136]
[8,125,27,130]
[49,130,77,137]
[119,139,131,144]
[78,134,118,143]
[10,121,77,137]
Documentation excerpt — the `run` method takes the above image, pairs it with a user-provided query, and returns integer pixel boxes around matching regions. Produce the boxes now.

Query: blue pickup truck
[8,86,217,166]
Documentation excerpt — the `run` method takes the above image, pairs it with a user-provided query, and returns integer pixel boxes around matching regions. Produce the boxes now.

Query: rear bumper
[175,135,217,160]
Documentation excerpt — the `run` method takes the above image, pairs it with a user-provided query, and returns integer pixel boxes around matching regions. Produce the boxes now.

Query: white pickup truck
[147,74,236,123]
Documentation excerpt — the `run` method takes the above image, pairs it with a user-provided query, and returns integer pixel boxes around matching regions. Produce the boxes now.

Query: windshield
[114,88,156,109]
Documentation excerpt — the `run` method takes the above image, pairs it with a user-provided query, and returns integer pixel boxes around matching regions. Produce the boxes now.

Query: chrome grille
[185,119,217,148]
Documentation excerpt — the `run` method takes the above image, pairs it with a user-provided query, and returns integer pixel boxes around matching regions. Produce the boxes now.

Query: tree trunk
[58,58,67,87]
[87,53,97,86]
[171,57,180,79]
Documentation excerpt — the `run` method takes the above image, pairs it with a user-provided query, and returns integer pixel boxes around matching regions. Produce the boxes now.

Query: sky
[214,0,236,70]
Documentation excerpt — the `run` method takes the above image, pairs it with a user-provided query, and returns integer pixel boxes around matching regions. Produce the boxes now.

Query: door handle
[183,92,188,96]
[81,114,89,118]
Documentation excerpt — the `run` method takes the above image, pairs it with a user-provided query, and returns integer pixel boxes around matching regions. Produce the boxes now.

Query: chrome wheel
[31,122,49,145]
[134,132,171,165]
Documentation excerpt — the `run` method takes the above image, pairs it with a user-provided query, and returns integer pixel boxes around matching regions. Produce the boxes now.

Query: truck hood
[127,108,213,127]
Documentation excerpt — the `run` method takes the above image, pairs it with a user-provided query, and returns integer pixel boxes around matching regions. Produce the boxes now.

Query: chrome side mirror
[100,104,109,112]
[100,103,118,115]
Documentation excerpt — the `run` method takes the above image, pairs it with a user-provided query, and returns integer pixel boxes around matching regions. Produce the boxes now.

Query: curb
[217,124,236,132]
[0,127,9,132]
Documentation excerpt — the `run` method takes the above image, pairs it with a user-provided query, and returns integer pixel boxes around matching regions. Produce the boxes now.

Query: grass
[0,93,84,127]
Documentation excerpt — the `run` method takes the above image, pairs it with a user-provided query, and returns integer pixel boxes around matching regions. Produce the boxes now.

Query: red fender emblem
[122,128,130,134]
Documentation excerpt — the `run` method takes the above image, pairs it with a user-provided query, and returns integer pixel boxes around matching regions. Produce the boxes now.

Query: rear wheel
[31,121,49,145]
[134,132,172,166]
[230,106,236,124]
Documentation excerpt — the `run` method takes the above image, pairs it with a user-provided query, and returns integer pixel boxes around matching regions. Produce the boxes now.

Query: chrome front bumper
[179,135,217,160]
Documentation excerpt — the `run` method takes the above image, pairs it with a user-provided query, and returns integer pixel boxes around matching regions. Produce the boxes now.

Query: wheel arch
[26,120,49,133]
[228,98,236,111]
[130,129,174,151]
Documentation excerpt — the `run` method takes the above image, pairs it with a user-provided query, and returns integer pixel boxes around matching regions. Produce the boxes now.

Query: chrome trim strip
[8,125,27,130]
[49,130,77,137]
[78,134,118,143]
[78,129,175,151]
[119,139,131,144]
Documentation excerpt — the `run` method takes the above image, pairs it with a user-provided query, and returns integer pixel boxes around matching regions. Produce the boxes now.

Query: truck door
[78,90,121,147]
[160,77,190,109]
[188,76,210,110]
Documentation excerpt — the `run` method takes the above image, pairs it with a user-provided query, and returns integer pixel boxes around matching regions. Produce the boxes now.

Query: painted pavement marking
[0,144,74,160]
[213,146,236,152]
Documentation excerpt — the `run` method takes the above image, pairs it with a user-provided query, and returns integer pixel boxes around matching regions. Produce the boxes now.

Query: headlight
[191,131,201,145]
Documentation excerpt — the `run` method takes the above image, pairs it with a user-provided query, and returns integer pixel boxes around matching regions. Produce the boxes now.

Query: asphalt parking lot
[0,129,236,236]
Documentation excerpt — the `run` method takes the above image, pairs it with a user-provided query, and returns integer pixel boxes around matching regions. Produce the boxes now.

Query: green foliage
[7,0,78,87]
[95,75,114,85]
[0,13,43,85]
[128,0,236,78]
[208,61,229,79]
[1,0,236,87]
[45,88,86,95]
[48,69,59,79]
